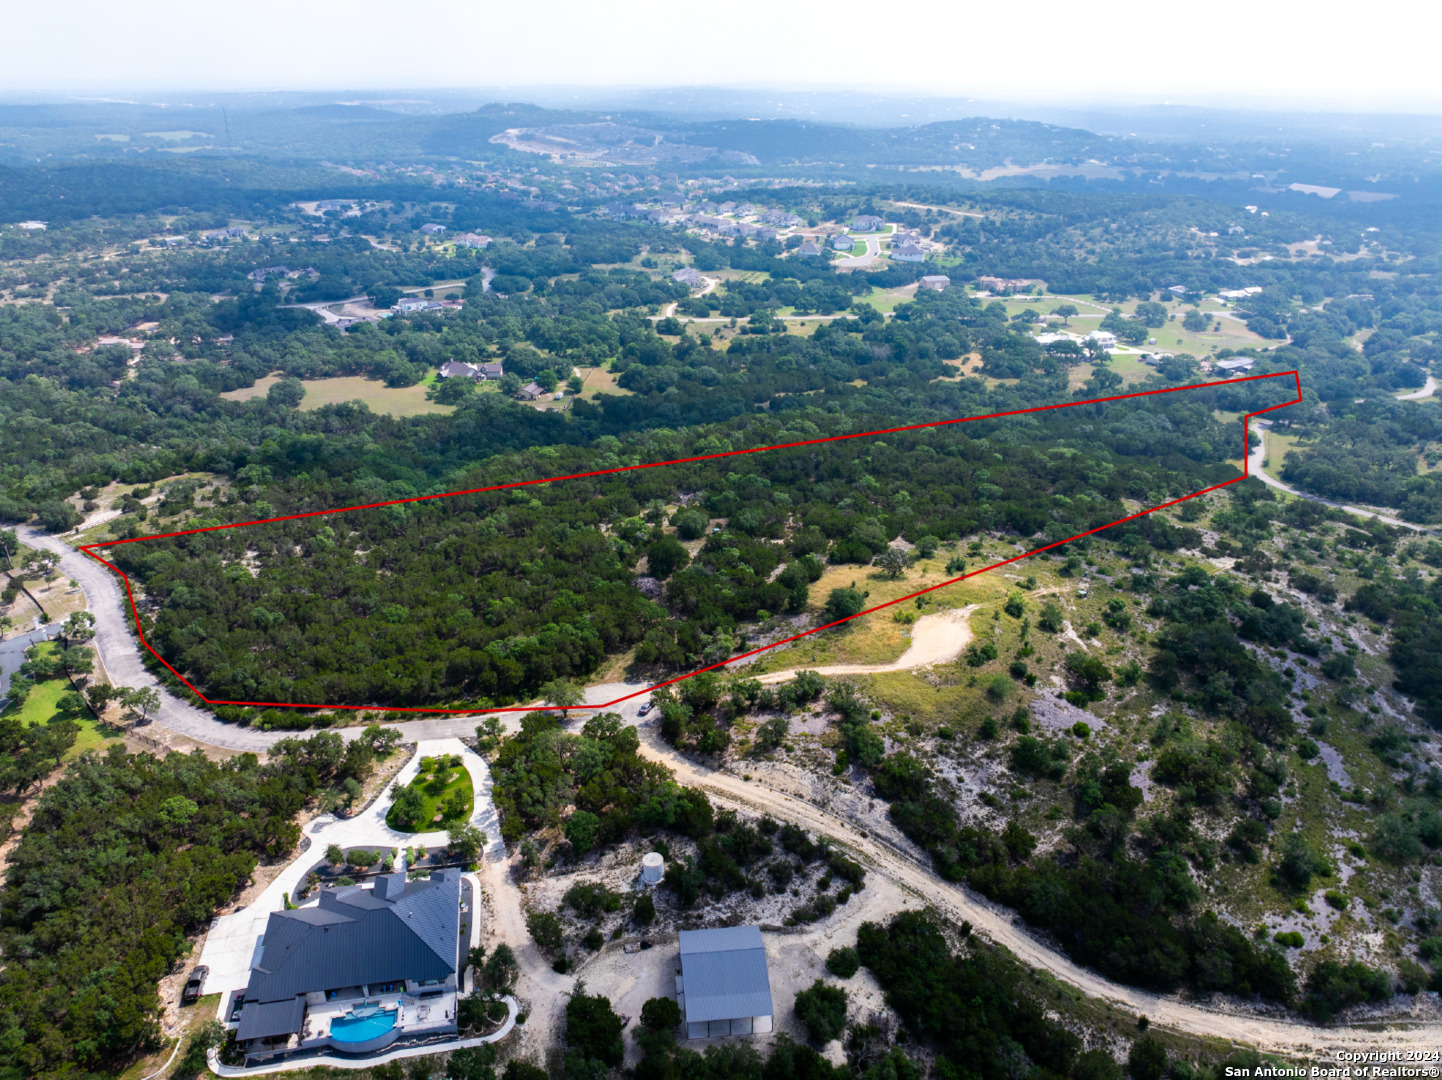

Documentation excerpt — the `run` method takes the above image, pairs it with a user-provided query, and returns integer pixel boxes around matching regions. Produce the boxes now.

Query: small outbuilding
[677,926,773,1039]
[641,852,665,884]
[919,275,951,291]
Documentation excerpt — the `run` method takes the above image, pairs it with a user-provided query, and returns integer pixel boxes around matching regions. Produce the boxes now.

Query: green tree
[430,376,478,405]
[1038,600,1064,633]
[566,810,602,853]
[824,586,866,624]
[449,825,486,864]
[640,997,682,1030]
[267,377,306,408]
[825,946,860,978]
[794,980,848,1043]
[1127,1036,1168,1080]
[1135,301,1168,328]
[1182,309,1210,332]
[565,986,625,1067]
[527,910,564,952]
[873,548,909,579]
[645,536,690,579]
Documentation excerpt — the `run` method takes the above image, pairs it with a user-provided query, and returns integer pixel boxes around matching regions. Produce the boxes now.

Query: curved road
[1248,426,1435,533]
[1397,374,1438,402]
[18,527,1442,1053]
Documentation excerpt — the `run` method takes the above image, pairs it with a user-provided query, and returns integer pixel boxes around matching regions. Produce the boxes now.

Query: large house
[439,360,504,380]
[457,233,492,249]
[795,240,823,258]
[672,267,706,288]
[891,241,926,263]
[234,871,462,1060]
[851,214,886,231]
[832,234,855,251]
[677,926,774,1039]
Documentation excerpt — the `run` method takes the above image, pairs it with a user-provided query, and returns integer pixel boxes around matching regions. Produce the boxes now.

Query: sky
[6,0,1440,111]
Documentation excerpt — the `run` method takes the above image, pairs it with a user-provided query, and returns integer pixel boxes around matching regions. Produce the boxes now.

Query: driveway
[197,737,504,998]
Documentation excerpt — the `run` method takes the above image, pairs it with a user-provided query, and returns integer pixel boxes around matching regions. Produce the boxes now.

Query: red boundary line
[80,371,1302,716]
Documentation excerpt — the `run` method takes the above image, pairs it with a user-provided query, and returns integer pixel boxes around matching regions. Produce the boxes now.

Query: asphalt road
[1248,424,1434,533]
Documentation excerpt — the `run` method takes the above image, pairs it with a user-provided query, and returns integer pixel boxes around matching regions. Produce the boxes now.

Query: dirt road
[754,605,978,683]
[631,724,1442,1056]
[21,529,1442,1052]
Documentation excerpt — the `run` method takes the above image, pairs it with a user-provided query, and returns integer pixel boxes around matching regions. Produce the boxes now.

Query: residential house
[396,297,443,313]
[832,234,855,251]
[1085,330,1118,347]
[891,242,926,263]
[438,361,504,380]
[233,871,461,1061]
[203,227,247,241]
[851,214,886,231]
[795,240,823,258]
[759,210,802,228]
[419,223,447,235]
[457,233,492,249]
[1167,285,1188,296]
[672,268,706,288]
[315,200,356,212]
[517,382,546,401]
[1213,357,1256,373]
[677,927,774,1040]
[919,275,951,291]
[248,266,290,282]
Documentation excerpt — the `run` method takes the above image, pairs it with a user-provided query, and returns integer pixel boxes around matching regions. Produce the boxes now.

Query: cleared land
[221,375,455,417]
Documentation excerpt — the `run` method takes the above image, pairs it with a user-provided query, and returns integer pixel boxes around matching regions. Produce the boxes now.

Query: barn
[676,926,774,1039]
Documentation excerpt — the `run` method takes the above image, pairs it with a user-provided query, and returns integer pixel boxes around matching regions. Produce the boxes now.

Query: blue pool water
[330,1007,398,1043]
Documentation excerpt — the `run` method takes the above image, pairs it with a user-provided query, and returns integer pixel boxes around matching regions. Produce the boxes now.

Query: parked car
[638,702,653,716]
[182,965,209,1004]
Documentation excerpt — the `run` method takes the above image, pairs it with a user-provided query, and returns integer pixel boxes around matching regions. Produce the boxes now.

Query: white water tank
[641,852,665,885]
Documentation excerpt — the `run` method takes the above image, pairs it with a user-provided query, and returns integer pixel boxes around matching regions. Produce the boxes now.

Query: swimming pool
[329,1006,398,1043]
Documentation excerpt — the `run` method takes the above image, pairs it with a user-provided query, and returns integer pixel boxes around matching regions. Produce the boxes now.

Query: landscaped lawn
[1,642,125,758]
[385,753,474,832]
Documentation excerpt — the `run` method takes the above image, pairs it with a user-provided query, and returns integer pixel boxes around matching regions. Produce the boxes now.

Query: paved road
[835,230,886,268]
[1397,374,1438,401]
[22,528,1442,1051]
[1248,426,1435,533]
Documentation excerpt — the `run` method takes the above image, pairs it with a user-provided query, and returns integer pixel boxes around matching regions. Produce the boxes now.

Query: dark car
[182,966,208,1005]
[639,702,653,716]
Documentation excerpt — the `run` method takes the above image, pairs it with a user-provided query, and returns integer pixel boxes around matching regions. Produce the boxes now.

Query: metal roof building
[677,926,774,1039]
[235,870,460,1047]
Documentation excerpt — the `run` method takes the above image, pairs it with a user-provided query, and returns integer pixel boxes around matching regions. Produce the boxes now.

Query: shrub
[1127,1036,1168,1080]
[1324,890,1348,911]
[633,892,656,925]
[565,988,624,1067]
[825,946,860,978]
[527,911,564,953]
[1273,930,1304,948]
[793,979,848,1043]
[640,996,682,1030]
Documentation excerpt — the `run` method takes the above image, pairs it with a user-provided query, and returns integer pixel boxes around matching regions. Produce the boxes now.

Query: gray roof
[679,926,773,1023]
[242,871,459,1009]
[236,997,306,1041]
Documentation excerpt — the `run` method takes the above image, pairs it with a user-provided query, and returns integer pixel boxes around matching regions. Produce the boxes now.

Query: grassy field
[221,375,455,417]
[385,754,473,833]
[861,284,918,314]
[744,555,1010,675]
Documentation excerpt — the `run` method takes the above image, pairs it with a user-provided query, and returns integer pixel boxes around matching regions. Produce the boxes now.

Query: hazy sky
[7,0,1439,109]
